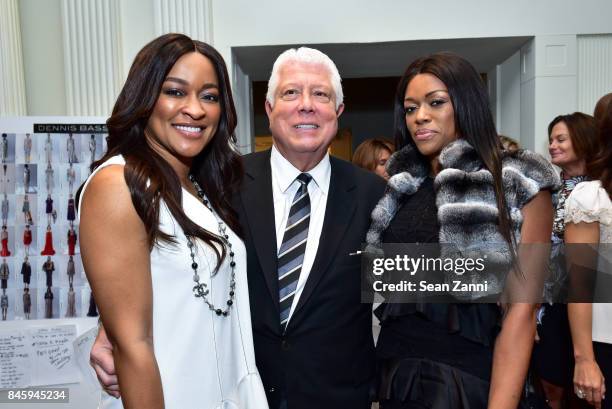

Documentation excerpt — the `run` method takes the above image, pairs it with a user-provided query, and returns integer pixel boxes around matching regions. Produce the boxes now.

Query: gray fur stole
[366,139,560,298]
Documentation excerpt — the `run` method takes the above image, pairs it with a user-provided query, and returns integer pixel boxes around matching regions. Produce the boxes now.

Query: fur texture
[366,138,560,298]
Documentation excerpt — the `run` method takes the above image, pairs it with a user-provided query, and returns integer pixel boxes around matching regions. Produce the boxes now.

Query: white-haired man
[236,47,385,409]
[91,47,385,409]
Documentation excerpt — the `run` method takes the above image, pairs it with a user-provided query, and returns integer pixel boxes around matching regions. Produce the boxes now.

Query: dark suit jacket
[234,149,386,409]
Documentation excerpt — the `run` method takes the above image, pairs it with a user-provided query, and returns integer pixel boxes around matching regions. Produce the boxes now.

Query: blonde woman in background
[499,134,520,152]
[352,138,394,179]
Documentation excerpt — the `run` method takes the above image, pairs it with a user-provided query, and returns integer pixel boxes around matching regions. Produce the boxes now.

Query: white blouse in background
[565,180,612,344]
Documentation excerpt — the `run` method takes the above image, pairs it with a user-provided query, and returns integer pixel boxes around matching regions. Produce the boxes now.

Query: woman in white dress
[79,33,268,409]
[566,94,612,409]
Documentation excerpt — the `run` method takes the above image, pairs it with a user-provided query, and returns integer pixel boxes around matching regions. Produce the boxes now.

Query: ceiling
[233,36,532,80]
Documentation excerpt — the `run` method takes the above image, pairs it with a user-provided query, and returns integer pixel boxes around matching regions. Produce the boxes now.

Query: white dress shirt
[270,145,331,324]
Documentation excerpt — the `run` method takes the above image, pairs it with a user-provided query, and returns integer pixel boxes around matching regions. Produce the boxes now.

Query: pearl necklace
[188,174,236,316]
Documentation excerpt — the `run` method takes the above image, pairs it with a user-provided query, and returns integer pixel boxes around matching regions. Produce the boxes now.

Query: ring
[576,389,586,399]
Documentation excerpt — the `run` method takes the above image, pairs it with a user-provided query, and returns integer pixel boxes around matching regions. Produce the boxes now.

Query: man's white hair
[266,47,344,110]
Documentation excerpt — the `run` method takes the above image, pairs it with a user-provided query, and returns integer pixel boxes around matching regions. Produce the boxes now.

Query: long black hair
[393,52,516,254]
[93,33,243,269]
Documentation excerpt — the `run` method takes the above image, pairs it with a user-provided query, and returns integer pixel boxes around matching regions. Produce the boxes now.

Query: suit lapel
[240,150,280,310]
[292,157,357,318]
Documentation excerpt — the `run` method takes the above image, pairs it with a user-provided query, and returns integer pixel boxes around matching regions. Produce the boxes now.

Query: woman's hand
[573,356,606,409]
[565,222,603,408]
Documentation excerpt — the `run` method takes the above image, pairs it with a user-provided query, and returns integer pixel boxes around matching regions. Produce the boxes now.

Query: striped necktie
[278,173,312,330]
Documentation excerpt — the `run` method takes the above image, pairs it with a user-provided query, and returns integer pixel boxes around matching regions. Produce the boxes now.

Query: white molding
[534,35,577,77]
[0,0,27,115]
[233,56,253,153]
[495,64,502,128]
[520,40,535,84]
[154,0,214,43]
[577,34,612,114]
[60,0,122,116]
[520,36,578,156]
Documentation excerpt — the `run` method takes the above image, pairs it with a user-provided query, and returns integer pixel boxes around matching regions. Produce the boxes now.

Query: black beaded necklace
[188,174,236,316]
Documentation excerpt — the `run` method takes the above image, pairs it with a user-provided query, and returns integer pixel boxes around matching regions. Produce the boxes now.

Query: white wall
[520,35,578,155]
[0,0,27,115]
[520,73,536,151]
[118,0,155,76]
[486,64,499,127]
[498,51,522,143]
[232,53,254,153]
[18,0,67,116]
[210,0,611,150]
[11,0,612,151]
[577,34,612,114]
[212,0,612,50]
[60,0,123,116]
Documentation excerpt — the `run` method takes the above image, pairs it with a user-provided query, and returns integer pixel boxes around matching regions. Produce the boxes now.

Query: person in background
[533,112,599,409]
[352,137,395,179]
[499,134,520,152]
[367,52,557,408]
[566,94,612,409]
[593,93,612,128]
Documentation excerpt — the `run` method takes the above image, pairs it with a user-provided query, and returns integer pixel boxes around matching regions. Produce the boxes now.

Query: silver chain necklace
[187,174,236,316]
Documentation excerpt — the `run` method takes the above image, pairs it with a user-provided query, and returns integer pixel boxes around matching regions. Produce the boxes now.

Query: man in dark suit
[236,46,385,409]
[89,47,385,409]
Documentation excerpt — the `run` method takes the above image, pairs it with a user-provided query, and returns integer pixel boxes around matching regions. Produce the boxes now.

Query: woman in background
[593,93,612,128]
[79,33,267,409]
[566,95,612,409]
[367,52,558,408]
[352,137,395,179]
[499,134,520,152]
[533,112,599,409]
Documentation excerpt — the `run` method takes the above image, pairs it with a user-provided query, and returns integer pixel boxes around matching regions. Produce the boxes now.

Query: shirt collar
[270,145,331,195]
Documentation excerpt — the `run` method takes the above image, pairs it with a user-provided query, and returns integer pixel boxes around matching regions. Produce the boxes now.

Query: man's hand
[90,326,120,398]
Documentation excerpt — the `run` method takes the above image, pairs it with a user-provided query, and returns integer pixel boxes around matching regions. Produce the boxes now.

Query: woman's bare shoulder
[84,164,126,195]
[80,165,138,224]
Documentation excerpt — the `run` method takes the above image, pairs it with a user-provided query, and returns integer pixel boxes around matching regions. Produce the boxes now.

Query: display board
[0,117,106,409]
[0,120,106,322]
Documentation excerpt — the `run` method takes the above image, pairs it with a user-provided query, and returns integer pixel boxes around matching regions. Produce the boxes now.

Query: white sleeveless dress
[78,155,269,409]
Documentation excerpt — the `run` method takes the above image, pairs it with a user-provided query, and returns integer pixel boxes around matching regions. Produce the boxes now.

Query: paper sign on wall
[0,331,32,388]
[0,325,80,388]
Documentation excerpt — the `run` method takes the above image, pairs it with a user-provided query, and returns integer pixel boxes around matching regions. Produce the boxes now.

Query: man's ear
[336,103,345,118]
[265,100,273,118]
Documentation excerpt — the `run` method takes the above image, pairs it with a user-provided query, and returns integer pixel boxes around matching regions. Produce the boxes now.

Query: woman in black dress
[367,52,559,408]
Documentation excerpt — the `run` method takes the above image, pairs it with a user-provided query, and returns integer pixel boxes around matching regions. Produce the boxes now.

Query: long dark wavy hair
[590,95,612,198]
[93,33,243,269]
[393,52,516,255]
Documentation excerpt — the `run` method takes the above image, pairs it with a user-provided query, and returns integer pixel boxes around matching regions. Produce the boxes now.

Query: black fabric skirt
[532,304,574,387]
[375,305,500,408]
[595,342,612,409]
[378,357,490,409]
